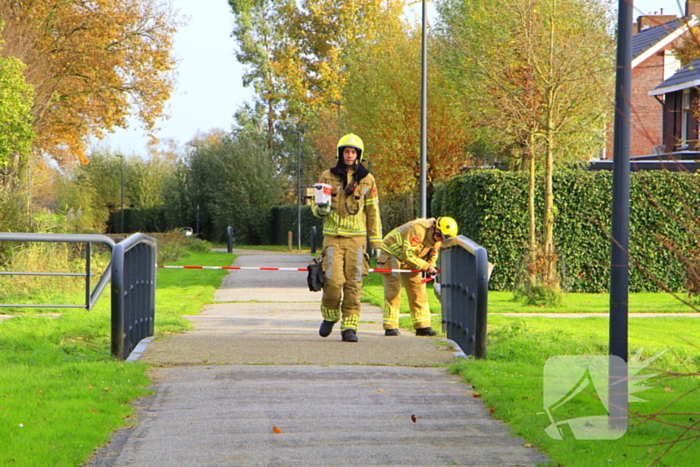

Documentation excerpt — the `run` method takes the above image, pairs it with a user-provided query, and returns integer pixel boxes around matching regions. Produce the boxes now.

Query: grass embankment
[0,251,232,467]
[362,270,700,467]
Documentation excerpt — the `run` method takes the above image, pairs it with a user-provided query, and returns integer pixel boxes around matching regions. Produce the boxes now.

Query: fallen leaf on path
[272,426,283,434]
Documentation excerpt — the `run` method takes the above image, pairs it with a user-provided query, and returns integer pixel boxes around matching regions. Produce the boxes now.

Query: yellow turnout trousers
[320,235,368,331]
[380,255,431,330]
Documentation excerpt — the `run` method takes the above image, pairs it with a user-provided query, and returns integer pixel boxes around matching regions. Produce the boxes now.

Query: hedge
[431,169,700,293]
[265,205,324,248]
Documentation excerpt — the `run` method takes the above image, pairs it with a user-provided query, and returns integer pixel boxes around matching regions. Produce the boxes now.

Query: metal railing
[0,233,115,310]
[111,233,157,360]
[0,232,156,360]
[438,235,490,359]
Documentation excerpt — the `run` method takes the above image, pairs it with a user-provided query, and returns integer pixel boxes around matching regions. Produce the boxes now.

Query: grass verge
[361,271,700,466]
[450,315,700,467]
[0,250,232,467]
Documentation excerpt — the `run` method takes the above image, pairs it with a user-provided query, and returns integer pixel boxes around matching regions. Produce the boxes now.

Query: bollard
[227,226,233,253]
[288,231,293,251]
[310,226,317,254]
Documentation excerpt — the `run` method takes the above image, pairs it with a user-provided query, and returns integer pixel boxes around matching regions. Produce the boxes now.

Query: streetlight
[115,154,124,234]
[291,130,302,250]
[419,0,428,218]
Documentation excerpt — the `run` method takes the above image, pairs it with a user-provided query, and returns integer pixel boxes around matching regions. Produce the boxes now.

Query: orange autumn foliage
[0,0,182,168]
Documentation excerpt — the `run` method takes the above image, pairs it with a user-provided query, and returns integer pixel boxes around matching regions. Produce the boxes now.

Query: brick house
[649,57,700,153]
[616,8,700,159]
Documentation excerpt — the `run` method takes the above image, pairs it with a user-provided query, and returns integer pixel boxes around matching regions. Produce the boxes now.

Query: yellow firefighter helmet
[337,133,365,163]
[436,217,459,239]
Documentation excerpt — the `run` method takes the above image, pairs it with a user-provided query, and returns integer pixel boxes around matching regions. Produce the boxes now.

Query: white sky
[98,0,253,155]
[98,0,687,156]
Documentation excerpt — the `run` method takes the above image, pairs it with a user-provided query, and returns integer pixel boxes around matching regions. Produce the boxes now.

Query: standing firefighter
[312,133,382,342]
[377,217,458,336]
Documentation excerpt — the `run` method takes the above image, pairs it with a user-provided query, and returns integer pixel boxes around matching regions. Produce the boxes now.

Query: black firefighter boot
[415,326,438,336]
[341,329,358,342]
[319,320,336,338]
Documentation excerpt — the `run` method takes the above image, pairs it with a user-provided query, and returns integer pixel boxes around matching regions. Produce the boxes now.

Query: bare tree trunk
[528,139,537,287]
[544,130,557,287]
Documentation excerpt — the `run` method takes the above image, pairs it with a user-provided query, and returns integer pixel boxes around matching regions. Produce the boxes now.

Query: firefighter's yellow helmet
[436,217,459,239]
[337,133,365,163]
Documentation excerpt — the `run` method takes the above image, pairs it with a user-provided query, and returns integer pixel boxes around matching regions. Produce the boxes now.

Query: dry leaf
[473,392,482,398]
[663,386,673,392]
[272,426,283,434]
[524,443,533,448]
[411,414,422,423]
[489,406,495,414]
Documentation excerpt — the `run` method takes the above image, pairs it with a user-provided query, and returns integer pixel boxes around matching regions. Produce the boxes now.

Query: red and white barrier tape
[156,265,425,274]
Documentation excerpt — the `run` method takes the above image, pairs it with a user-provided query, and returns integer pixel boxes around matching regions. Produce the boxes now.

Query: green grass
[449,316,700,467]
[361,272,700,466]
[363,270,698,317]
[0,250,232,467]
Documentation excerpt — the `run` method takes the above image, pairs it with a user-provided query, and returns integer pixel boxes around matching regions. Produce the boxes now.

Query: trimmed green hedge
[265,205,324,248]
[432,169,700,293]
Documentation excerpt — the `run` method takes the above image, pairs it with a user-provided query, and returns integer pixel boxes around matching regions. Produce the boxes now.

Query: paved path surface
[85,249,549,467]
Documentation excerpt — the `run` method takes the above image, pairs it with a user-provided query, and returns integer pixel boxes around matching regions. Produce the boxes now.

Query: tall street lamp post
[419,0,428,218]
[116,154,125,234]
[291,131,302,250]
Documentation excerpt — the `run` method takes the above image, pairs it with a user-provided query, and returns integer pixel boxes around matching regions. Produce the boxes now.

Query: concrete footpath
[84,249,548,467]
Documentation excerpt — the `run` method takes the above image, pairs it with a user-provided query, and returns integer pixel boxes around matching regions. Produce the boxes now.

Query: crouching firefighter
[377,217,458,336]
[311,133,382,342]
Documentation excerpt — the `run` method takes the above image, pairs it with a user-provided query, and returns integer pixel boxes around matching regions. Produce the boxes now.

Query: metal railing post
[438,235,490,359]
[111,233,157,360]
[85,242,91,311]
[111,246,125,359]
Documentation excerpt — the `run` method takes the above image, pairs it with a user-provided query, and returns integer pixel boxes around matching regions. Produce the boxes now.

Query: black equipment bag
[307,254,324,292]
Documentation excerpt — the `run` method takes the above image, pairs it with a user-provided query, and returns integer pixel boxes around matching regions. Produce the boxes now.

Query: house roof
[632,16,699,68]
[649,57,700,96]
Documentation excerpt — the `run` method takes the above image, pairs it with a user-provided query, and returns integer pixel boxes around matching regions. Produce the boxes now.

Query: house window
[681,89,690,148]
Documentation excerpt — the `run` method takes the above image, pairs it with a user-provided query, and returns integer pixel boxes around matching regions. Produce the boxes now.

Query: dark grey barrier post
[227,226,234,253]
[111,233,157,360]
[310,226,317,254]
[439,235,489,359]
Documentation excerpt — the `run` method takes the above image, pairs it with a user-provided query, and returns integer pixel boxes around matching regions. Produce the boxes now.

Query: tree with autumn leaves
[435,0,615,302]
[228,0,476,228]
[0,0,181,182]
[228,0,616,302]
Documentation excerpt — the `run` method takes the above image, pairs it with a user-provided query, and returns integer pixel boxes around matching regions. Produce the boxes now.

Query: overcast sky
[98,0,687,156]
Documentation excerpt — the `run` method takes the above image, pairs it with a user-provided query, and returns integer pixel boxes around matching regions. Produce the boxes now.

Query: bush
[156,230,200,265]
[432,169,700,293]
